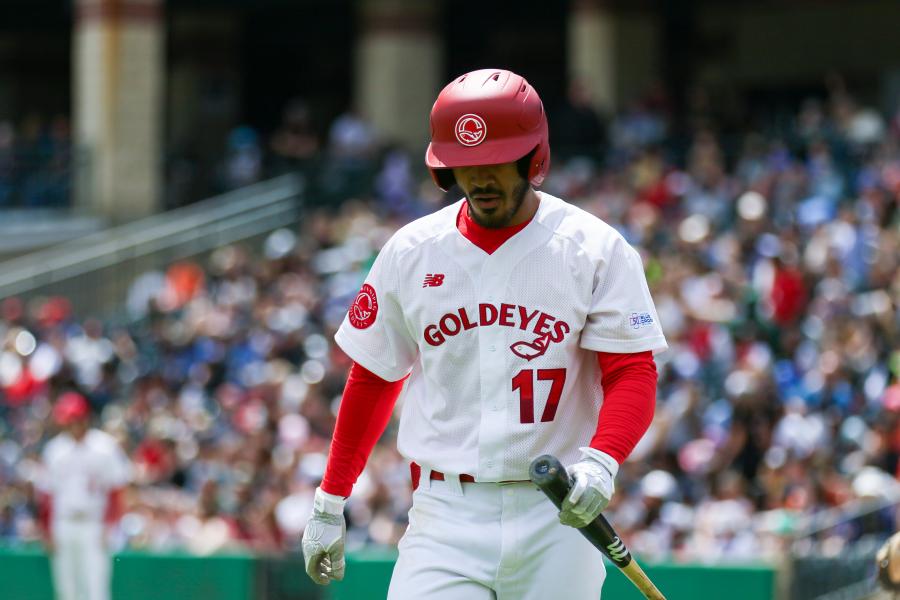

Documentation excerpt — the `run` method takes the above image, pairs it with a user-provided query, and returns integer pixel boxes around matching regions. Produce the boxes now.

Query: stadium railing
[787,498,900,600]
[0,174,303,314]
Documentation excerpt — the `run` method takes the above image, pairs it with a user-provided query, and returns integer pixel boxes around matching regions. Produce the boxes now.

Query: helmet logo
[454,114,487,146]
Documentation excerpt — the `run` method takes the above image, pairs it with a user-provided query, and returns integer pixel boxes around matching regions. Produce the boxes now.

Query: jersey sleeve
[105,440,133,489]
[580,236,668,354]
[334,237,419,382]
[90,432,133,489]
[36,445,55,495]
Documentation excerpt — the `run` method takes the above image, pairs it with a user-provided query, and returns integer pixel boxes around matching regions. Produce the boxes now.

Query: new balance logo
[422,274,445,287]
[606,537,629,562]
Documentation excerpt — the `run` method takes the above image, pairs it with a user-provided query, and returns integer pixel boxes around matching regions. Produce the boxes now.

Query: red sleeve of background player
[320,362,407,497]
[104,488,125,525]
[589,351,658,464]
[37,493,52,539]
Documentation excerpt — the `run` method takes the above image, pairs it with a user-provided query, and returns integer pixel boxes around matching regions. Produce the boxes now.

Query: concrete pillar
[569,0,618,113]
[568,0,660,112]
[73,0,163,221]
[355,0,442,151]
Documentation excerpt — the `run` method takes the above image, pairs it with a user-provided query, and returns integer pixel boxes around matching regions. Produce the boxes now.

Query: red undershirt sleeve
[590,351,658,464]
[104,488,124,526]
[320,361,408,498]
[37,493,51,539]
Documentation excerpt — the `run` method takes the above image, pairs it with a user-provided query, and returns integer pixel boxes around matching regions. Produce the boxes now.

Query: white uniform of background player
[40,392,132,600]
[303,69,667,599]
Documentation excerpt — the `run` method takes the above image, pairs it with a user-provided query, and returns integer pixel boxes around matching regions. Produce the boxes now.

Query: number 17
[511,368,566,423]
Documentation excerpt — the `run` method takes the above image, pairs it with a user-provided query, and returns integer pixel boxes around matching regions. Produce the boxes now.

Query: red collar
[456,201,534,255]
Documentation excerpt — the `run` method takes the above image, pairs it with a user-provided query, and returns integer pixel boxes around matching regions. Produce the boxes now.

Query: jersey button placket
[476,264,507,480]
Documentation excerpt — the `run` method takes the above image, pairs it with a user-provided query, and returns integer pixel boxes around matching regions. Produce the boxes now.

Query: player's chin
[476,207,499,219]
[471,205,511,228]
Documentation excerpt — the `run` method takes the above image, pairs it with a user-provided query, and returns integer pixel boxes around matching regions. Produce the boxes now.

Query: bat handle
[530,454,667,600]
[530,455,634,567]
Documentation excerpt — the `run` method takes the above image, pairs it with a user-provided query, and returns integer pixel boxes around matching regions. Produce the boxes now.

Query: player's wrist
[314,487,347,515]
[578,447,619,479]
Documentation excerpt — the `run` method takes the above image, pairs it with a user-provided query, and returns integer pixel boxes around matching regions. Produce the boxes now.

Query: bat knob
[533,461,550,475]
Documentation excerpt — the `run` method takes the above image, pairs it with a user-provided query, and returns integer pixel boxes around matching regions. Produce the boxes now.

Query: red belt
[430,471,476,483]
[410,462,475,490]
[410,463,529,490]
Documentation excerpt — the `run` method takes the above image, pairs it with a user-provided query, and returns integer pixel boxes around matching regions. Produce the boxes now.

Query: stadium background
[0,0,899,598]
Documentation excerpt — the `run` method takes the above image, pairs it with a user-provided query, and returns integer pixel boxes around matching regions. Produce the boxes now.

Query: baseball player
[39,392,132,600]
[303,69,667,599]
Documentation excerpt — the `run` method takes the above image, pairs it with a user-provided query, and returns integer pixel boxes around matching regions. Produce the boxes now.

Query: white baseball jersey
[40,429,132,522]
[335,192,667,481]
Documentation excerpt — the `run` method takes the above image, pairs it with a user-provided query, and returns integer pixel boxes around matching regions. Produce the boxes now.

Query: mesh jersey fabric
[334,192,667,481]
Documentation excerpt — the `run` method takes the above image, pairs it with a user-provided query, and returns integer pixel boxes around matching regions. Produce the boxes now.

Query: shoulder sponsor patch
[349,283,378,329]
[628,311,654,330]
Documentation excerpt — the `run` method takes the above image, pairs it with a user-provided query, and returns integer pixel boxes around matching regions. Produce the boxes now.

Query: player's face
[67,419,88,440]
[452,161,533,229]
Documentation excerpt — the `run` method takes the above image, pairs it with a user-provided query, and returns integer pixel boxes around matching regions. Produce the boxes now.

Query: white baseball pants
[51,519,110,600]
[388,472,606,599]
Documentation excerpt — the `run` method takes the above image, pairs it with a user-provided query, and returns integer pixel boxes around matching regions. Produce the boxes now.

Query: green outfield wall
[331,549,778,600]
[0,547,259,600]
[0,546,777,600]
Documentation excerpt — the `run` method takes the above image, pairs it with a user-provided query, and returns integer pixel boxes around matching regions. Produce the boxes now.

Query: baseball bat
[529,454,666,600]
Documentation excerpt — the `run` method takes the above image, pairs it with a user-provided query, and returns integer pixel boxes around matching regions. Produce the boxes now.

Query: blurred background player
[38,392,132,600]
[302,68,666,598]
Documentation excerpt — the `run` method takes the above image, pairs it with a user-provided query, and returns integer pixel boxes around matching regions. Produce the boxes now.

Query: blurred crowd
[0,78,899,565]
[168,99,385,210]
[0,115,71,209]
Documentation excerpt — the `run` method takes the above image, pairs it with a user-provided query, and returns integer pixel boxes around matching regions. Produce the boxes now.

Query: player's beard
[465,178,529,229]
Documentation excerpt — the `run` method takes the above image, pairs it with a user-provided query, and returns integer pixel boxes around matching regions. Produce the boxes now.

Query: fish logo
[509,332,553,361]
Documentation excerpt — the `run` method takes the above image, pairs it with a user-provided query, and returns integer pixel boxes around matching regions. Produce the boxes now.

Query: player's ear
[434,169,456,190]
[516,148,538,180]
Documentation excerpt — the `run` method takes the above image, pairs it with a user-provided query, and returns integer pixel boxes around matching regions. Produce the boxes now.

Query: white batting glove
[302,487,347,585]
[559,447,618,528]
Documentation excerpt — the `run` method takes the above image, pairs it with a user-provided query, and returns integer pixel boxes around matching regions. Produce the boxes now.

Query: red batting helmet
[53,392,90,426]
[425,69,550,191]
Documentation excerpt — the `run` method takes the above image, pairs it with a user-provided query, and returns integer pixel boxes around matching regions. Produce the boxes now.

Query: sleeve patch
[349,283,379,329]
[628,312,654,330]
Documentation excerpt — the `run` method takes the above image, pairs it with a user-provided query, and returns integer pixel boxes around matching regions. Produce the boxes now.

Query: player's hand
[559,447,618,528]
[302,487,347,585]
